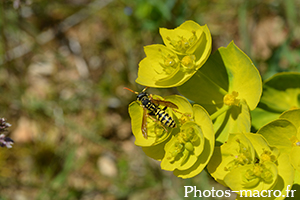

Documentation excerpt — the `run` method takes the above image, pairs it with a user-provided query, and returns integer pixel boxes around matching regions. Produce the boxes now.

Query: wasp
[124,87,178,139]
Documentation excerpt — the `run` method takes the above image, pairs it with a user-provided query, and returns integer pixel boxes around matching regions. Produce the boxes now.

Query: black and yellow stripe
[155,110,176,128]
[138,91,176,129]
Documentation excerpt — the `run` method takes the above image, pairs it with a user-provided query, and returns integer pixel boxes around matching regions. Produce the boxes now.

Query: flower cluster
[208,133,293,198]
[136,20,212,88]
[126,20,299,199]
[129,95,214,178]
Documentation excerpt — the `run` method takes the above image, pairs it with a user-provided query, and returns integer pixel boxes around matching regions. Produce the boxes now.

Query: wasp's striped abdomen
[143,99,157,113]
[155,110,176,128]
[139,94,176,129]
[140,95,176,129]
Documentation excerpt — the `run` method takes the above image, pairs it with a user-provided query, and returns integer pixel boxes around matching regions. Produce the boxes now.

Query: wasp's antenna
[123,87,139,95]
[141,87,149,92]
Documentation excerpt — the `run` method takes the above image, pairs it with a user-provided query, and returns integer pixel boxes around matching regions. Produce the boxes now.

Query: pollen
[181,55,196,71]
[252,164,263,177]
[170,125,200,158]
[223,91,240,106]
[178,113,192,124]
[168,31,197,53]
[167,142,184,161]
[164,55,177,68]
[161,54,179,75]
[260,150,277,163]
[245,163,274,184]
[235,153,250,165]
[233,139,252,166]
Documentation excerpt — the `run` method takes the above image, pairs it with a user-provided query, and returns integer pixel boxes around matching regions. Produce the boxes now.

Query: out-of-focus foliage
[0,0,300,199]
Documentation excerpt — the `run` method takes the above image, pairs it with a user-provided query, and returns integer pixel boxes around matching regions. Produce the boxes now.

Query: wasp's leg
[141,87,149,93]
[169,107,191,117]
[160,105,190,119]
[146,114,168,133]
[141,107,148,139]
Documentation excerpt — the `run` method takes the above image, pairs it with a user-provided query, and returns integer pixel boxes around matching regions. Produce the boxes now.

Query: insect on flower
[124,87,178,139]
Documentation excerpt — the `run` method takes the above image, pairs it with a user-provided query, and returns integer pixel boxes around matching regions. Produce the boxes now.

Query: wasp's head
[137,92,149,101]
[124,87,150,102]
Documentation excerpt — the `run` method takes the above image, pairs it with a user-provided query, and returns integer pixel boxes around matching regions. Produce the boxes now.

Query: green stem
[196,70,228,96]
[210,105,231,121]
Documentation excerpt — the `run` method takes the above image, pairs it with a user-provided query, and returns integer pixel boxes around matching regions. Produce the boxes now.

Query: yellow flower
[136,20,212,88]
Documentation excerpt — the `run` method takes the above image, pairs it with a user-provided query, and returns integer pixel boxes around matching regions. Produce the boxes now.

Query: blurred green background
[0,0,300,199]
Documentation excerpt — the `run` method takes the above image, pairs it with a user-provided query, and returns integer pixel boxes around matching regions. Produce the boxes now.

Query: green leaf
[263,72,300,91]
[178,41,262,113]
[178,42,261,143]
[214,99,251,144]
[257,119,298,154]
[244,133,279,160]
[219,41,262,110]
[260,86,300,112]
[289,147,300,174]
[251,107,281,131]
[279,109,300,172]
[252,72,300,129]
[280,108,300,134]
[206,147,227,186]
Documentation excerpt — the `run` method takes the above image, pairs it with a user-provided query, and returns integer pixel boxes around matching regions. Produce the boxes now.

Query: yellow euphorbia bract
[208,132,294,199]
[160,20,211,57]
[136,20,212,88]
[129,93,214,178]
[207,133,256,185]
[171,104,215,179]
[161,121,205,171]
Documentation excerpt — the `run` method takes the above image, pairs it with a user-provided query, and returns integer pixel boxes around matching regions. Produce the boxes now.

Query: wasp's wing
[141,107,148,139]
[151,99,178,109]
